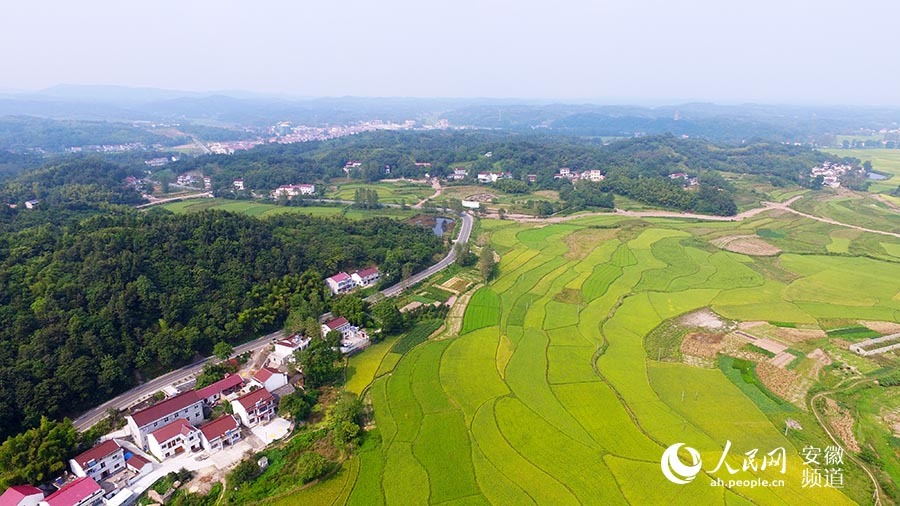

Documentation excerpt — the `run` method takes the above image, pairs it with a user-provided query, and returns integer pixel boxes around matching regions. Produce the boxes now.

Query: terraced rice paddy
[303,211,900,505]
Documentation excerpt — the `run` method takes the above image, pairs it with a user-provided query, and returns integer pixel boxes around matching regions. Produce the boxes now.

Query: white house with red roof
[69,439,125,482]
[126,390,204,449]
[199,415,242,452]
[271,335,310,366]
[325,272,355,295]
[195,374,244,406]
[252,367,289,392]
[320,317,353,338]
[125,454,151,475]
[146,419,202,461]
[39,477,102,506]
[233,179,245,190]
[231,388,276,428]
[351,267,380,287]
[0,485,43,506]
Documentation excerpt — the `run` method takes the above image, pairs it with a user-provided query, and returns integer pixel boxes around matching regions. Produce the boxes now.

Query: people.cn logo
[660,443,703,484]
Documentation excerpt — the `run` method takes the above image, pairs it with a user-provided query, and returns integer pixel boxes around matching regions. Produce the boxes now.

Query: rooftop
[355,267,379,278]
[129,390,201,427]
[195,374,243,400]
[149,419,197,443]
[324,317,350,330]
[0,485,43,506]
[125,453,150,471]
[199,415,240,441]
[235,388,275,410]
[253,367,282,383]
[72,439,121,468]
[328,272,351,282]
[43,477,100,506]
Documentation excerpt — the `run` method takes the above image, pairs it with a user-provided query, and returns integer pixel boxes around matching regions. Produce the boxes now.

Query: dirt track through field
[487,195,900,238]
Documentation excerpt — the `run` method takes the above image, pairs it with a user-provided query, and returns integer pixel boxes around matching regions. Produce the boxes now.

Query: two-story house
[69,439,125,482]
[126,390,204,450]
[351,267,380,287]
[199,415,242,452]
[325,272,355,295]
[231,388,276,428]
[251,367,289,393]
[40,478,103,506]
[146,419,202,460]
[195,374,244,406]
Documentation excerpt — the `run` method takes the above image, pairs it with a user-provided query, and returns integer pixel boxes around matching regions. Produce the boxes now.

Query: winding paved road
[73,211,472,431]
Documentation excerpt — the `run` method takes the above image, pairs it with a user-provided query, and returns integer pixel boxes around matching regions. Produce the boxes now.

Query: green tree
[331,294,369,326]
[295,338,340,388]
[479,244,495,282]
[327,393,363,450]
[0,417,78,487]
[372,300,403,334]
[213,341,233,361]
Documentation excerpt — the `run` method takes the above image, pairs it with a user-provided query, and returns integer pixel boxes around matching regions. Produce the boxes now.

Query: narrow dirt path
[484,195,900,238]
[412,178,442,209]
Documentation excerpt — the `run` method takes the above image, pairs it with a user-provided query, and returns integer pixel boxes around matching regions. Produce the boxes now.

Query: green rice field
[288,208,900,505]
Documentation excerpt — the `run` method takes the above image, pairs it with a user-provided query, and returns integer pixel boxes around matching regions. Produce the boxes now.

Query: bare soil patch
[861,320,900,334]
[681,332,725,359]
[711,235,781,256]
[756,361,809,405]
[823,398,861,452]
[466,193,496,202]
[773,327,826,343]
[679,308,725,329]
[441,277,471,294]
[562,228,618,260]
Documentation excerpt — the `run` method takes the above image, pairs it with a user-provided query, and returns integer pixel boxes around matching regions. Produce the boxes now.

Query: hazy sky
[2,0,899,105]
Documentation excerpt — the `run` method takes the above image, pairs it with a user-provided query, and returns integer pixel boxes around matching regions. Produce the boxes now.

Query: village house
[325,272,355,295]
[233,179,245,190]
[588,170,605,182]
[146,419,202,461]
[231,388,277,428]
[351,267,380,287]
[69,439,125,482]
[24,200,39,210]
[526,174,538,183]
[195,374,244,406]
[0,485,43,506]
[39,477,103,506]
[321,316,353,339]
[199,415,242,452]
[447,168,468,181]
[126,390,204,449]
[252,367,289,392]
[125,454,151,475]
[271,334,310,366]
[202,176,211,189]
[271,184,315,199]
[477,172,500,183]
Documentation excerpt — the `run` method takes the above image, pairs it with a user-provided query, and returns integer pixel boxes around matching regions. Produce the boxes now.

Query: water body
[868,172,888,180]
[433,217,454,237]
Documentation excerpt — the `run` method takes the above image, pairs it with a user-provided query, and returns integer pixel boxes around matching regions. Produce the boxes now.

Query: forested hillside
[0,210,443,440]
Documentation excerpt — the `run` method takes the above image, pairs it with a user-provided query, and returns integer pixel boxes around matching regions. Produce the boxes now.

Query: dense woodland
[0,209,442,441]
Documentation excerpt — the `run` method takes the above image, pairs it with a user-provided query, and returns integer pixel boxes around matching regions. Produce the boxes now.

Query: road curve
[73,212,473,431]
